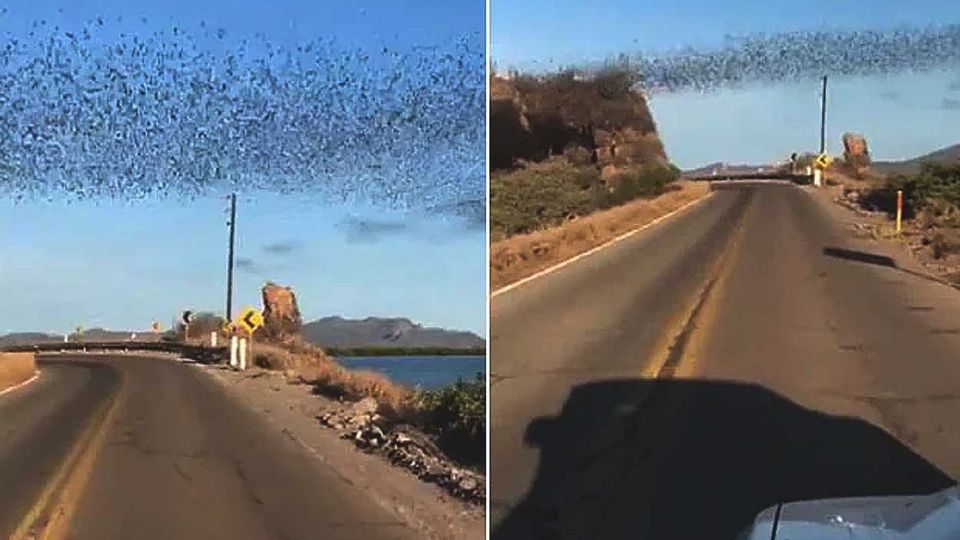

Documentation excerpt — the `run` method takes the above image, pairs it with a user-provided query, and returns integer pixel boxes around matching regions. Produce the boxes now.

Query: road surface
[491,183,960,539]
[0,355,419,540]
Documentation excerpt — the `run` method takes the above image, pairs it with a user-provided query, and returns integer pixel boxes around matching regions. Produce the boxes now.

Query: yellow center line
[641,216,747,381]
[672,220,746,379]
[9,377,125,540]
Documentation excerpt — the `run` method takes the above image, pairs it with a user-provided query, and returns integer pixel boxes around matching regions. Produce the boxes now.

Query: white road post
[813,168,823,187]
[230,335,239,368]
[211,332,218,347]
[239,337,247,371]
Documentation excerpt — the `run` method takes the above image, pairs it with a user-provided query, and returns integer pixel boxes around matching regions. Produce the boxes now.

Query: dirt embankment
[0,352,37,393]
[491,180,710,291]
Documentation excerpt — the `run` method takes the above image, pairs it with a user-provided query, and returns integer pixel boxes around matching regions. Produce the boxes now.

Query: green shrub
[412,373,485,469]
[491,161,682,240]
[863,163,960,218]
[490,162,602,238]
[601,163,680,208]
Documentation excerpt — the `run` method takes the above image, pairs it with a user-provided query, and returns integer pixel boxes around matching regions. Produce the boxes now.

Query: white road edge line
[491,191,717,298]
[0,371,41,398]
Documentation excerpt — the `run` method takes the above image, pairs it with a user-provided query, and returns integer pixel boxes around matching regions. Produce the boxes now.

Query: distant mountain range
[872,143,960,176]
[1,318,485,350]
[683,162,775,177]
[0,328,161,345]
[301,317,485,349]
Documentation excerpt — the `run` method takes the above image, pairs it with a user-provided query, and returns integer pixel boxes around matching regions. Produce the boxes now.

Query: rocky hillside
[873,143,960,176]
[491,70,668,173]
[302,316,485,349]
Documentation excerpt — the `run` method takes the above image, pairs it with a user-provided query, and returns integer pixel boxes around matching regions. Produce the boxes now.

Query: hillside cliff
[491,71,668,173]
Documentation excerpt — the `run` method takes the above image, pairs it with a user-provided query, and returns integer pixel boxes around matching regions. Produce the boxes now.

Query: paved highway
[491,183,960,539]
[0,356,419,540]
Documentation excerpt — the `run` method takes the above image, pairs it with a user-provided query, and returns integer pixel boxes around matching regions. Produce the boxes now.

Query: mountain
[0,328,162,345]
[301,317,485,349]
[683,162,776,177]
[0,332,62,345]
[872,143,960,175]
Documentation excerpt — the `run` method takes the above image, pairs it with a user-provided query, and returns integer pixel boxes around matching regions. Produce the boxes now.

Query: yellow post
[896,190,903,234]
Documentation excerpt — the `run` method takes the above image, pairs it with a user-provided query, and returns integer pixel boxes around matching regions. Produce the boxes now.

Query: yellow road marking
[641,217,747,380]
[673,221,746,379]
[10,380,124,540]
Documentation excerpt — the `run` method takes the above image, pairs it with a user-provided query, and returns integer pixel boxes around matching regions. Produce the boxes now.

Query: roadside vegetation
[842,163,960,281]
[862,163,960,220]
[491,159,681,241]
[253,340,485,470]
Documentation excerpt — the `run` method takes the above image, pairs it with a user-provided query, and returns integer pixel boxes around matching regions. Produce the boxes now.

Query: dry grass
[252,341,413,420]
[0,353,37,392]
[491,180,710,290]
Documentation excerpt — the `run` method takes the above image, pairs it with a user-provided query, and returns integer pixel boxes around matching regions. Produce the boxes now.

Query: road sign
[814,153,832,170]
[234,306,264,334]
[151,321,161,333]
[182,310,193,325]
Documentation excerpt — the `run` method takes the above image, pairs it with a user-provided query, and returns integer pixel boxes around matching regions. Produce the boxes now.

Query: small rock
[458,477,477,492]
[351,397,379,416]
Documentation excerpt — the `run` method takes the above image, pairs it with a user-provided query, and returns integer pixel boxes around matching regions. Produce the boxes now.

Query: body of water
[338,355,485,390]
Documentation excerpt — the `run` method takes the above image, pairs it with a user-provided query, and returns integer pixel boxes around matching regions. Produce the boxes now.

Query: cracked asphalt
[0,355,419,540]
[491,184,960,539]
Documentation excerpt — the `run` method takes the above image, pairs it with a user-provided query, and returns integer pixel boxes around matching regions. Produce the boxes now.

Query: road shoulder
[196,364,485,540]
[491,181,711,292]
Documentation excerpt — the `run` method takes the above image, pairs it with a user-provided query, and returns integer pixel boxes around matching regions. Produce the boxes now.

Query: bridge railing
[0,341,228,364]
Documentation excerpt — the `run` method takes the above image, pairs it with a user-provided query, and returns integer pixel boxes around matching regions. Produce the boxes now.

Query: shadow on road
[493,378,955,540]
[823,246,897,268]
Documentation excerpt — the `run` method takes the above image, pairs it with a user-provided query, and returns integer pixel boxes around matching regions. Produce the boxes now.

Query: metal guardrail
[0,341,228,364]
[684,172,814,184]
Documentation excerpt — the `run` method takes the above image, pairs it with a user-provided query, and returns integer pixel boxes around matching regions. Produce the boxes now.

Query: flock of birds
[2,17,958,220]
[631,25,960,93]
[0,18,485,222]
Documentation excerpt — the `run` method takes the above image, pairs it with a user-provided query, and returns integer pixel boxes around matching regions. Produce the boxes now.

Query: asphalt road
[0,356,419,540]
[491,183,960,539]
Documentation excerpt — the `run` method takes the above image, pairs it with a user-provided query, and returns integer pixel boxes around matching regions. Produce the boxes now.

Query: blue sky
[492,0,960,168]
[0,1,486,336]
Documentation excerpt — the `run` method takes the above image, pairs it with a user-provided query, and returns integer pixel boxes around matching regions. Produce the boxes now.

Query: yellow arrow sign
[814,153,833,170]
[234,306,264,334]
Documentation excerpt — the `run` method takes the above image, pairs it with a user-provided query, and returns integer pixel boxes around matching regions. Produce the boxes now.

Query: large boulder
[260,282,303,342]
[842,132,871,177]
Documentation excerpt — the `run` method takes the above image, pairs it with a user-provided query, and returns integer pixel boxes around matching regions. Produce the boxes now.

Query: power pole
[819,75,828,155]
[225,193,237,323]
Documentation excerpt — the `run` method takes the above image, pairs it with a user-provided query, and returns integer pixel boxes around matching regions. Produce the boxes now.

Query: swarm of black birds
[0,19,484,222]
[625,25,960,93]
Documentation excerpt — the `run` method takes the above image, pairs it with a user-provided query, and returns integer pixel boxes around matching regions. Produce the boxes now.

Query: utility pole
[225,193,237,323]
[819,75,828,155]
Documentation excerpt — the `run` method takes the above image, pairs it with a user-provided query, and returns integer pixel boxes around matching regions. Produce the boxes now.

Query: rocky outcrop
[260,282,303,343]
[491,72,667,172]
[318,398,485,504]
[842,132,871,177]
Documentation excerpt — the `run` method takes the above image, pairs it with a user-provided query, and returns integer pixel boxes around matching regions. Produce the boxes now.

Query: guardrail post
[239,337,247,371]
[230,336,239,368]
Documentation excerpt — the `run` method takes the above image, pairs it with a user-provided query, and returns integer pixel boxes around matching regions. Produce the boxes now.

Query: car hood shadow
[493,378,955,540]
